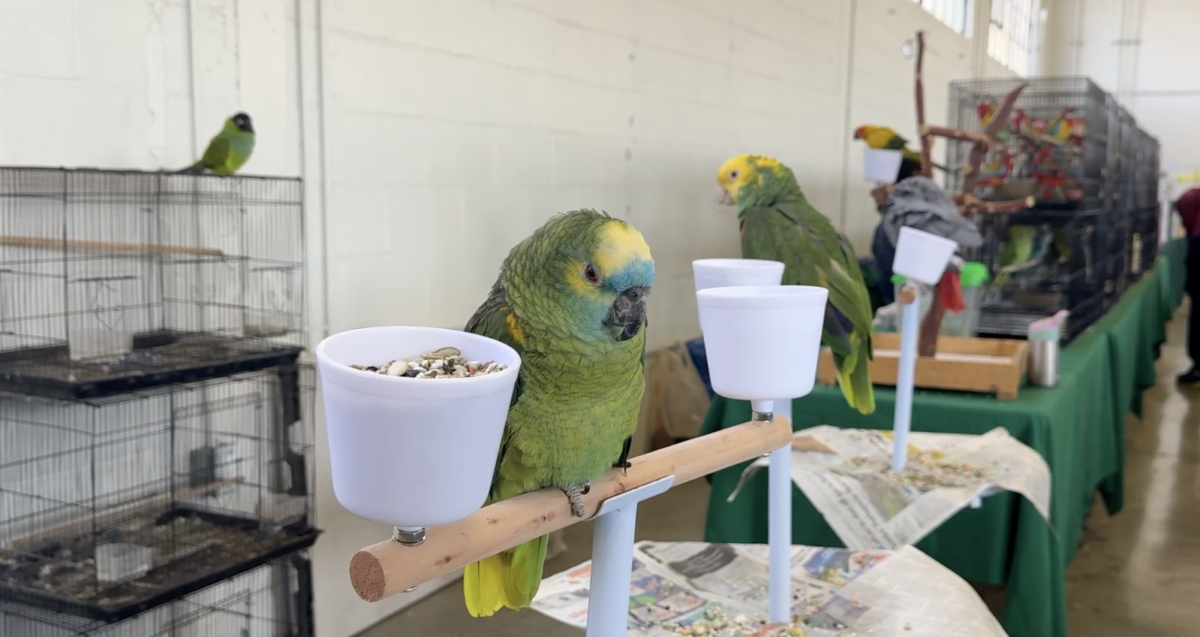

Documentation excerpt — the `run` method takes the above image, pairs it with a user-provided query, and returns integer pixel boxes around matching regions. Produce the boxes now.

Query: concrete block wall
[0,1,1015,635]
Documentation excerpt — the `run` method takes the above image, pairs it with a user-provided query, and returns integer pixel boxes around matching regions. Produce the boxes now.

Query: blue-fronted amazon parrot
[712,154,875,415]
[178,112,255,175]
[462,209,656,617]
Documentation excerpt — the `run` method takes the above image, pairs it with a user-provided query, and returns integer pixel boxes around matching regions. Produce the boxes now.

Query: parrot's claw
[563,484,589,518]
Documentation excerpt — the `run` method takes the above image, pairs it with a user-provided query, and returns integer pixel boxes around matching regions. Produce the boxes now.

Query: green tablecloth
[700,241,1187,637]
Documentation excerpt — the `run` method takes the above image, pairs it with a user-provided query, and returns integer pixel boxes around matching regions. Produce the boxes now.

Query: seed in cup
[348,346,508,379]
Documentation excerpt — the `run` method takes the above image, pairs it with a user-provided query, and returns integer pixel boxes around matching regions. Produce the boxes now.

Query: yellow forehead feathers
[594,220,652,275]
[716,154,781,201]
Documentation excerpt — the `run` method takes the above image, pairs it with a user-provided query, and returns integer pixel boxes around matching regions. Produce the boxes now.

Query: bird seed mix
[349,347,508,379]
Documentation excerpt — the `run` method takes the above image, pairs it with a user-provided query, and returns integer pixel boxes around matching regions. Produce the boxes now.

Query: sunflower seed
[349,346,508,379]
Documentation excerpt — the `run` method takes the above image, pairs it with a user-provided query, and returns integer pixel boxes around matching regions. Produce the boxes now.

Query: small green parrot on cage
[712,154,876,415]
[986,224,1039,296]
[178,112,256,175]
[462,209,655,617]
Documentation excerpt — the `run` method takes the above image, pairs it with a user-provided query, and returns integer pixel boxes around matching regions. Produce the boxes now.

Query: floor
[361,307,1200,637]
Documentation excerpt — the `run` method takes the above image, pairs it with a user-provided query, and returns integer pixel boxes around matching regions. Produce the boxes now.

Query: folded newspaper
[531,541,1008,636]
[729,426,1052,550]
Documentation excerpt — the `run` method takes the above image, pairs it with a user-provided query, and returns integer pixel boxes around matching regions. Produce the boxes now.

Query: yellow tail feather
[463,535,549,617]
[836,342,876,415]
[464,554,507,617]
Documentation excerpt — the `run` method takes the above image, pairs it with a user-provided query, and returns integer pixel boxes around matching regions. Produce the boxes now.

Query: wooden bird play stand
[349,417,793,634]
[876,30,1034,359]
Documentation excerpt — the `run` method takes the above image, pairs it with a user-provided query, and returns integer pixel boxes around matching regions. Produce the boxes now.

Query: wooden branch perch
[914,31,933,179]
[349,417,794,603]
[920,125,999,149]
[0,236,224,257]
[960,81,1028,196]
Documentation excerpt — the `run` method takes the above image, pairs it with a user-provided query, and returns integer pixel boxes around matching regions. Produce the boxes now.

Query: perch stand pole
[893,283,922,471]
[349,417,794,632]
[751,399,792,625]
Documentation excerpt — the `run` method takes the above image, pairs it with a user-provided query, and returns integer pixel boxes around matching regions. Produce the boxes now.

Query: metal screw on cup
[753,410,774,457]
[392,526,426,547]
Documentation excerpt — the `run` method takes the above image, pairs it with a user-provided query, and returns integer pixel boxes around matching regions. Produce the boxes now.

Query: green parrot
[986,224,1038,296]
[178,112,255,175]
[462,209,655,617]
[712,154,875,415]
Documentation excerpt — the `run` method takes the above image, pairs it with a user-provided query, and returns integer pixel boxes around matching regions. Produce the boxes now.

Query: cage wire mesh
[0,551,314,637]
[0,168,305,401]
[946,76,1109,207]
[0,365,318,622]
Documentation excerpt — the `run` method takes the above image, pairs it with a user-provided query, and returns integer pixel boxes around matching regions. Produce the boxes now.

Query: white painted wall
[0,1,1016,635]
[1042,0,1200,197]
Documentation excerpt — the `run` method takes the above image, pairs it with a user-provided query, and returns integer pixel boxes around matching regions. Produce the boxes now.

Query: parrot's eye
[583,264,600,284]
[729,170,739,180]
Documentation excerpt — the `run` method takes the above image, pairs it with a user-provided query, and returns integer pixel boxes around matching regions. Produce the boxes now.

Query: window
[913,0,972,36]
[988,0,1040,76]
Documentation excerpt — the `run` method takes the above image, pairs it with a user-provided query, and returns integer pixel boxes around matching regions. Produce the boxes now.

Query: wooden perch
[955,194,1036,215]
[914,32,933,179]
[0,235,224,257]
[349,417,794,603]
[908,29,1030,357]
[920,125,999,149]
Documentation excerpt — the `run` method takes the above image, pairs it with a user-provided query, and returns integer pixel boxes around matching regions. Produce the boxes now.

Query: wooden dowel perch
[349,417,794,603]
[0,235,224,257]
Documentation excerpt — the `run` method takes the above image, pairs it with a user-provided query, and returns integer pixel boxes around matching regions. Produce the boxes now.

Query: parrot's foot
[563,484,590,518]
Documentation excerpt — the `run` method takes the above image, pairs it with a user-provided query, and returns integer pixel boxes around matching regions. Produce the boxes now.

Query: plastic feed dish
[893,227,958,285]
[696,285,829,402]
[96,543,153,584]
[693,259,785,292]
[863,148,904,183]
[316,326,521,528]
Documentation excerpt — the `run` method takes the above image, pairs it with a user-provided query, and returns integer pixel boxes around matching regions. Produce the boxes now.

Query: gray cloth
[881,176,982,251]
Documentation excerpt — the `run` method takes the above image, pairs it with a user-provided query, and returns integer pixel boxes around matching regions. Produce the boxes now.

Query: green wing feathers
[741,205,876,415]
[463,281,546,617]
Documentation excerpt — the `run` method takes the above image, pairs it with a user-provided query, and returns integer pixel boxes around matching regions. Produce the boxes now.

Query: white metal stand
[892,283,921,472]
[766,399,792,624]
[586,476,675,637]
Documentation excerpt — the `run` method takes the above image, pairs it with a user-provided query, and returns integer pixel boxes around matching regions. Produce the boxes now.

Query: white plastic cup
[692,258,786,292]
[892,226,958,285]
[96,543,153,584]
[315,326,521,528]
[863,148,904,183]
[696,286,829,404]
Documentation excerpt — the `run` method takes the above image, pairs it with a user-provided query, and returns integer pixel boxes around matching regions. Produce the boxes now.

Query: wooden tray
[817,334,1028,400]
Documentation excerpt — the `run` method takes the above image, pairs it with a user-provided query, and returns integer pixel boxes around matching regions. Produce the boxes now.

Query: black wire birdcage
[972,207,1108,344]
[0,551,314,636]
[946,76,1109,208]
[0,365,319,623]
[1132,206,1160,279]
[0,167,305,401]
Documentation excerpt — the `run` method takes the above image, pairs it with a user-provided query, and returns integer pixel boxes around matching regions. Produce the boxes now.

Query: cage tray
[0,507,320,624]
[0,331,304,400]
[816,334,1028,400]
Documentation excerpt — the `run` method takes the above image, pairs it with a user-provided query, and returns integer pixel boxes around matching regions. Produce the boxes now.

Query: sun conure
[179,112,256,175]
[852,124,948,178]
[712,154,875,415]
[462,209,655,617]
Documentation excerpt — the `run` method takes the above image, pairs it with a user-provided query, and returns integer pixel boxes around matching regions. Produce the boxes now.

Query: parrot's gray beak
[608,286,649,342]
[711,184,735,207]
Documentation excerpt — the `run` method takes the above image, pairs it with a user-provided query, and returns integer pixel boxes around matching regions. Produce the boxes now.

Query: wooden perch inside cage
[0,235,224,257]
[909,31,1030,357]
[348,416,793,603]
